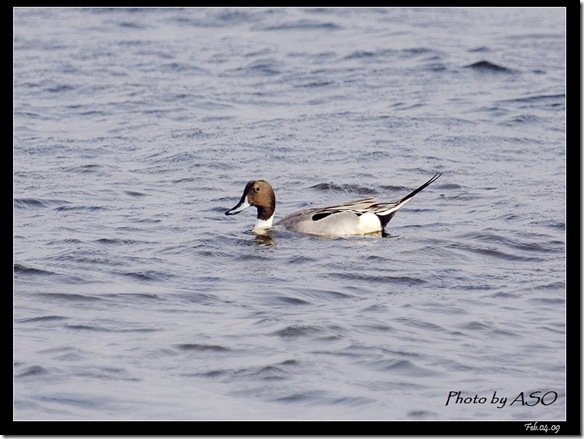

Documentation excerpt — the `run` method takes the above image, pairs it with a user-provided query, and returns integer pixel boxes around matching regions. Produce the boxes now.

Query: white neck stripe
[254,214,274,232]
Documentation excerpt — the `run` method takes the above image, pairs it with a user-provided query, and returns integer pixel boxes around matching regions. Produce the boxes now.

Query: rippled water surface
[14,8,566,422]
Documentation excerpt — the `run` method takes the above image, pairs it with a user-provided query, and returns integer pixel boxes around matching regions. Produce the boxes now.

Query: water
[13,8,566,421]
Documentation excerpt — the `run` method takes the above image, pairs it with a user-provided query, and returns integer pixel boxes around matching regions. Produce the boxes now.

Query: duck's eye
[255,186,261,192]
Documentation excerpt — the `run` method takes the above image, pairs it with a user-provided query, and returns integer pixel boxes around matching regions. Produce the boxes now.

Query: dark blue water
[14,7,565,421]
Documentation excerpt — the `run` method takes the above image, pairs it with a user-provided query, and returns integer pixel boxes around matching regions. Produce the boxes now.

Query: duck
[225,172,442,237]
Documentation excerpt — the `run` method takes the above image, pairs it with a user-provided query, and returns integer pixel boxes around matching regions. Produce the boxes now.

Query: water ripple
[175,343,231,352]
[328,272,427,285]
[15,365,49,378]
[463,60,514,73]
[261,19,341,31]
[14,198,70,209]
[309,182,378,195]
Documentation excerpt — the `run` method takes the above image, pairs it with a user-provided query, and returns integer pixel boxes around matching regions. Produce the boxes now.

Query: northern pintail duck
[225,173,442,236]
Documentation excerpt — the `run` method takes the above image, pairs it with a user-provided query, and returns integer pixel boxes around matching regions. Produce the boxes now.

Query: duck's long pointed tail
[377,172,442,227]
[396,172,442,207]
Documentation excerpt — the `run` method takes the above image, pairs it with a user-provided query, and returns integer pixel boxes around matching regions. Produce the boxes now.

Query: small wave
[358,323,395,333]
[124,190,148,197]
[363,380,426,392]
[301,288,353,301]
[464,60,514,73]
[54,205,106,212]
[64,164,102,174]
[116,20,149,30]
[261,19,340,31]
[468,46,491,53]
[497,93,565,109]
[274,391,372,407]
[545,221,565,231]
[499,114,545,127]
[488,291,521,299]
[227,60,282,77]
[394,318,445,332]
[328,396,375,407]
[171,128,207,139]
[45,84,75,93]
[273,390,327,403]
[344,50,376,59]
[273,325,321,338]
[490,328,520,337]
[457,231,563,254]
[15,264,93,285]
[17,315,68,323]
[295,80,335,88]
[95,238,140,245]
[532,281,565,291]
[65,324,157,333]
[287,255,318,265]
[423,63,447,72]
[103,292,162,302]
[407,410,438,419]
[527,297,565,306]
[329,272,426,286]
[368,359,436,376]
[15,365,48,378]
[214,9,255,24]
[36,292,103,302]
[160,62,206,73]
[471,247,542,262]
[195,359,298,382]
[270,295,312,306]
[458,321,490,331]
[74,365,140,382]
[402,47,434,56]
[14,198,70,209]
[309,182,377,195]
[502,93,565,104]
[175,343,231,352]
[14,263,55,277]
[196,369,227,378]
[118,270,170,282]
[436,182,462,190]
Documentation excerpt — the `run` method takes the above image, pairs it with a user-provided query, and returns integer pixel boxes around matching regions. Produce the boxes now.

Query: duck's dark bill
[225,198,251,215]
